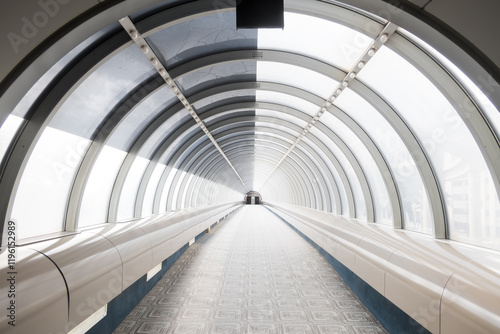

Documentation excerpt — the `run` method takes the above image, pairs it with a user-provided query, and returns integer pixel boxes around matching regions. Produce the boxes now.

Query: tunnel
[1,0,500,333]
[245,191,262,205]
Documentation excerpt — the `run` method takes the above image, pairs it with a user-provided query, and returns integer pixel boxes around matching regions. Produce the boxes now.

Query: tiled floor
[114,206,387,334]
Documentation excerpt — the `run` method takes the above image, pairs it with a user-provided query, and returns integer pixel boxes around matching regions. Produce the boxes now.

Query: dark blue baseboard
[87,243,189,334]
[267,207,431,334]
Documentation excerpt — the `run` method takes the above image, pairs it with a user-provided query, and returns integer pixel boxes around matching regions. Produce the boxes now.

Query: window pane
[146,11,257,69]
[256,90,319,117]
[0,115,24,167]
[310,126,366,219]
[255,120,301,137]
[175,62,257,94]
[302,136,348,215]
[49,44,155,139]
[171,170,187,209]
[139,109,190,158]
[193,89,256,111]
[160,167,178,213]
[359,46,500,248]
[117,156,150,221]
[256,109,308,128]
[321,112,392,224]
[10,30,105,118]
[79,145,126,227]
[12,127,90,238]
[258,12,373,71]
[142,163,166,216]
[107,86,176,151]
[336,88,432,233]
[257,61,338,99]
[399,28,500,139]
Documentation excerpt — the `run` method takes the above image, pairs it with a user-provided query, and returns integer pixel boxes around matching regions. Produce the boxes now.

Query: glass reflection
[335,88,432,233]
[359,46,500,248]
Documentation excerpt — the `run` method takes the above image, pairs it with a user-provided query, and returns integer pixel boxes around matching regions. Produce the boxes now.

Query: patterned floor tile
[247,323,278,334]
[247,309,275,321]
[113,206,387,334]
[113,320,136,333]
[169,323,205,334]
[282,323,314,334]
[209,323,241,334]
[135,321,171,334]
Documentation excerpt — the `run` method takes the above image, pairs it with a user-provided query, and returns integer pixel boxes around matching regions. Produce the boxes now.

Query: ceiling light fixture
[257,22,398,192]
[119,16,249,191]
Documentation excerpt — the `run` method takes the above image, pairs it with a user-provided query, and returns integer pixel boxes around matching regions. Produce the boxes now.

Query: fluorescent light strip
[119,17,248,191]
[257,22,398,191]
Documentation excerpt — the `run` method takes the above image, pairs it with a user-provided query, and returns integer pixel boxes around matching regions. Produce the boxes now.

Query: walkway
[113,205,387,334]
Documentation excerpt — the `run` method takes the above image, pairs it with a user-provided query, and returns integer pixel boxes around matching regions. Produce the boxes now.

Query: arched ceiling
[1,0,500,252]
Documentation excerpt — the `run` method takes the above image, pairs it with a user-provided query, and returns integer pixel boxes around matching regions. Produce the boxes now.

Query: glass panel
[257,61,338,99]
[256,90,319,117]
[142,163,166,216]
[255,120,301,137]
[441,57,500,140]
[11,30,106,118]
[171,170,187,209]
[183,173,198,207]
[204,109,254,131]
[117,156,150,221]
[0,115,24,166]
[146,11,257,69]
[359,46,500,249]
[138,109,190,158]
[256,109,309,128]
[258,12,373,71]
[309,126,366,219]
[160,167,178,212]
[193,89,256,111]
[107,86,176,151]
[398,28,500,138]
[12,127,90,238]
[454,71,500,137]
[79,145,126,227]
[253,135,287,191]
[302,135,349,215]
[49,44,155,139]
[336,88,432,233]
[294,141,336,213]
[157,123,200,164]
[175,62,257,94]
[321,112,392,224]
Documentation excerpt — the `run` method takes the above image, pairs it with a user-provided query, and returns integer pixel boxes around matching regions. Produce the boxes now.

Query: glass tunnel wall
[1,0,500,253]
